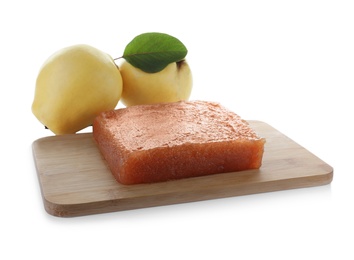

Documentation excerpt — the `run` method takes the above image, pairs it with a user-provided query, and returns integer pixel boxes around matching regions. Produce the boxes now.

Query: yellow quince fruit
[32,44,123,134]
[119,59,192,107]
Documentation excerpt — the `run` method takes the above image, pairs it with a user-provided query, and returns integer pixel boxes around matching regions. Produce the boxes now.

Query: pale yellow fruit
[119,60,192,106]
[32,44,123,134]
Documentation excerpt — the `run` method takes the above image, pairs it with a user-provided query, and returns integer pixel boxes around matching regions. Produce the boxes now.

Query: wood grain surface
[32,121,333,217]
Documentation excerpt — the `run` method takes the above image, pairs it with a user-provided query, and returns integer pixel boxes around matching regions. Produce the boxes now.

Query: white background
[1,0,353,259]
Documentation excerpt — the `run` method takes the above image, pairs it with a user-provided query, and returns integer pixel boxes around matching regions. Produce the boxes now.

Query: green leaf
[122,32,188,73]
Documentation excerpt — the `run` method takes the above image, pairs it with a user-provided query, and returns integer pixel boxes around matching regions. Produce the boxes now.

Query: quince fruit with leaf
[118,32,193,106]
[32,33,193,134]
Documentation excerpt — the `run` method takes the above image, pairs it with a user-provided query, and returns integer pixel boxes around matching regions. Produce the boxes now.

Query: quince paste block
[93,100,265,185]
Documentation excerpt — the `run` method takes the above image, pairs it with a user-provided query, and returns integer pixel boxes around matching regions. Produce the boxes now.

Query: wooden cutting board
[32,121,333,217]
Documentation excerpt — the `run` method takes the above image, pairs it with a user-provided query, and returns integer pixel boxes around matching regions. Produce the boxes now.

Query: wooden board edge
[42,169,333,218]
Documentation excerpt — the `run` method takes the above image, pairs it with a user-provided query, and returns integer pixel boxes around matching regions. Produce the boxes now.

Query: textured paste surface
[93,101,265,185]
